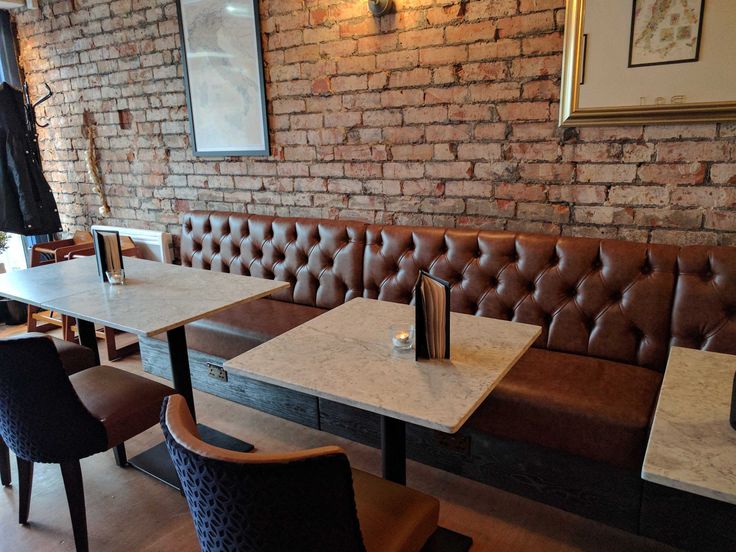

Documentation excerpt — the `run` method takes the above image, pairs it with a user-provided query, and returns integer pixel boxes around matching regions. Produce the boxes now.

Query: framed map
[176,0,269,157]
[629,0,705,67]
[559,0,736,126]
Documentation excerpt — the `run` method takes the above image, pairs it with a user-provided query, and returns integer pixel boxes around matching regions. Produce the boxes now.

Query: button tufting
[527,282,535,293]
[610,291,622,302]
[567,286,577,297]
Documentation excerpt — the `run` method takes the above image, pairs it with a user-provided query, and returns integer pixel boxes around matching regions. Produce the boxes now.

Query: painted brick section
[12,0,736,245]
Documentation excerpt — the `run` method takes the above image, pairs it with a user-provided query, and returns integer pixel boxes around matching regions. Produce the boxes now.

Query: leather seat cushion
[468,348,662,470]
[70,365,175,447]
[352,468,439,552]
[154,298,327,360]
[16,333,96,375]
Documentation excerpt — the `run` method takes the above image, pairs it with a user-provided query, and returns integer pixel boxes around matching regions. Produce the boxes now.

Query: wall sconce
[368,0,393,16]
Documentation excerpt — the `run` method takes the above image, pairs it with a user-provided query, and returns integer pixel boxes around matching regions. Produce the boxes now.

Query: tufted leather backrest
[363,224,679,371]
[671,246,736,354]
[181,212,736,373]
[181,212,366,309]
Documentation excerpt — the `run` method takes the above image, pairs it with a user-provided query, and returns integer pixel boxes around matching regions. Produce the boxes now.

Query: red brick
[419,45,468,66]
[496,102,549,121]
[656,141,730,162]
[638,163,706,185]
[445,21,496,44]
[497,12,556,38]
[577,164,637,183]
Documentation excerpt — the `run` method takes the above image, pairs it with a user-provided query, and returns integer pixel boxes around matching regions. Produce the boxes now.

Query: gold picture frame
[559,0,736,127]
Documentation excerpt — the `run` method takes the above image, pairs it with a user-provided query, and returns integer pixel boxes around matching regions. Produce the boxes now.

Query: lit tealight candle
[393,331,411,348]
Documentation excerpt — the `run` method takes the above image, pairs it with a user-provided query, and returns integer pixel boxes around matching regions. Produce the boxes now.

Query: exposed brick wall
[12,0,736,245]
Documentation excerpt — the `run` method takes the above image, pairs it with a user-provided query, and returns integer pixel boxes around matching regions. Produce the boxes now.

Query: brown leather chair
[0,336,175,552]
[162,394,439,552]
[0,333,97,487]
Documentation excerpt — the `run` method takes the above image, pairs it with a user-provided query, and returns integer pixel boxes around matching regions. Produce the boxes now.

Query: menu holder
[93,229,124,283]
[415,271,451,360]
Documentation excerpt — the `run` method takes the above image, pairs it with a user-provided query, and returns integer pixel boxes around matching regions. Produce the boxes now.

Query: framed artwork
[560,0,736,126]
[628,0,705,68]
[176,0,269,157]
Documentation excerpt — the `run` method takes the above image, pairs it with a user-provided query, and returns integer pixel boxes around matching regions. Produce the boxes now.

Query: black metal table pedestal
[380,415,472,552]
[381,415,406,485]
[77,319,253,491]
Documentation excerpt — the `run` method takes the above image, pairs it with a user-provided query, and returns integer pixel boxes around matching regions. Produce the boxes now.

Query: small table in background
[225,297,541,551]
[0,256,288,489]
[641,346,736,552]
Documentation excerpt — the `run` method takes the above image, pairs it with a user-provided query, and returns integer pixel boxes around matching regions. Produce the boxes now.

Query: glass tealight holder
[390,323,415,352]
[106,269,126,285]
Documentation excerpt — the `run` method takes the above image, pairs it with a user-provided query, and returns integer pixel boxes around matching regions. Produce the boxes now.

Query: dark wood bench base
[640,482,736,552]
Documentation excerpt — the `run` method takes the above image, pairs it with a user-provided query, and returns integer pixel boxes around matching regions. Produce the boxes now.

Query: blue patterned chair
[161,394,440,552]
[0,332,97,486]
[0,336,174,552]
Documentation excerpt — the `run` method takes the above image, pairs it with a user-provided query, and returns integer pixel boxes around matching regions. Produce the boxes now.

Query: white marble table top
[0,257,289,337]
[643,347,736,505]
[225,297,541,433]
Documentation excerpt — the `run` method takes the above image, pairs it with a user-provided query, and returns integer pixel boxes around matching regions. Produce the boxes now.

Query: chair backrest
[0,337,107,463]
[161,395,366,552]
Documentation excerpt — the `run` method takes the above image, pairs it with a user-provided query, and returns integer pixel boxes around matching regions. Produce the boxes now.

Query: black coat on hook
[0,82,61,236]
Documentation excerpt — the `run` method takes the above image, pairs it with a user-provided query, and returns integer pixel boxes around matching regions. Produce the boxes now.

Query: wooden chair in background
[26,232,141,360]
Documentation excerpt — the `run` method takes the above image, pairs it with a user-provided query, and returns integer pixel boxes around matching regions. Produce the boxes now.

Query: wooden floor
[0,324,678,552]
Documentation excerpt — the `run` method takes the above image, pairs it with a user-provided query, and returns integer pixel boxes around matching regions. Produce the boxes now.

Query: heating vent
[91,225,174,264]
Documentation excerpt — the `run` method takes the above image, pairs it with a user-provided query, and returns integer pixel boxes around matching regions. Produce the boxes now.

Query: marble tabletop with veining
[225,297,541,433]
[643,346,736,505]
[0,256,288,336]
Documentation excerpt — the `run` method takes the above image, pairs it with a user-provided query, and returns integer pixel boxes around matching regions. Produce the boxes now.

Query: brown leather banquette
[145,210,736,531]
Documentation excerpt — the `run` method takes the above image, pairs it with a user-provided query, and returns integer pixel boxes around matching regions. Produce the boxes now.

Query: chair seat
[467,348,662,470]
[21,333,96,375]
[70,366,174,448]
[352,469,439,552]
[153,298,327,359]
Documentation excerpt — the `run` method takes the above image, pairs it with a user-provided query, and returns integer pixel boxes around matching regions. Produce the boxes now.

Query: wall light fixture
[368,0,393,16]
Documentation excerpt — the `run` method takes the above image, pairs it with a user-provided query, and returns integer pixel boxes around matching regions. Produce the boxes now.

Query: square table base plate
[423,527,473,551]
[128,424,254,491]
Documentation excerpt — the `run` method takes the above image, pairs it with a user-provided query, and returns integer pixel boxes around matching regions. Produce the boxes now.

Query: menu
[93,229,124,283]
[415,271,451,360]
